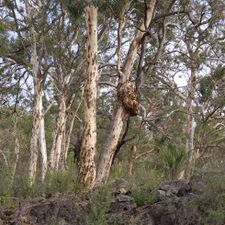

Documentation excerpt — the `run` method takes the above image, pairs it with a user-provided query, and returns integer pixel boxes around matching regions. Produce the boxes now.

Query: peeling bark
[29,83,42,185]
[11,119,20,185]
[26,0,47,185]
[96,0,157,185]
[59,96,83,170]
[183,66,197,180]
[96,104,127,185]
[39,99,48,182]
[49,94,67,171]
[78,2,98,189]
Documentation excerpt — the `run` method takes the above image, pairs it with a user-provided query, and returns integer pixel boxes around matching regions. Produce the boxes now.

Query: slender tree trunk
[78,2,98,189]
[96,0,156,185]
[49,94,67,170]
[96,105,127,184]
[60,115,75,170]
[29,83,47,184]
[10,116,20,186]
[39,99,48,182]
[59,97,83,170]
[58,128,67,170]
[28,22,41,185]
[184,66,197,180]
[26,0,47,185]
[29,83,42,185]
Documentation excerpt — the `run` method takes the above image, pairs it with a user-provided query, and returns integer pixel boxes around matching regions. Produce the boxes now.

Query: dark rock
[157,180,191,201]
[189,175,207,195]
[109,194,137,213]
[109,179,136,214]
[0,180,206,225]
[110,178,130,196]
[124,195,202,225]
[2,196,88,225]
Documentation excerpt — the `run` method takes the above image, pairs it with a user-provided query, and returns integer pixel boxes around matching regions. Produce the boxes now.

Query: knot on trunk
[117,81,139,116]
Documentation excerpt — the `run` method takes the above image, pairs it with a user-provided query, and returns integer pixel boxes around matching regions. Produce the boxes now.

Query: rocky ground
[0,177,223,225]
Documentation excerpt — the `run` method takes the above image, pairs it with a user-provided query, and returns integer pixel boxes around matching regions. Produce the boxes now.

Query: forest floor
[0,173,224,225]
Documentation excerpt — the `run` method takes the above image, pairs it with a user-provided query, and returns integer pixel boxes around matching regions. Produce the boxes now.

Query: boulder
[1,196,88,225]
[126,195,202,225]
[0,179,206,225]
[109,194,137,213]
[109,179,137,214]
[156,180,191,201]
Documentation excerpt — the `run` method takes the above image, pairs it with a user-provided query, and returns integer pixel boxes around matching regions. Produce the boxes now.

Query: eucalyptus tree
[75,1,98,189]
[47,2,85,172]
[195,1,225,167]
[157,0,225,179]
[0,0,63,184]
[93,0,157,185]
[179,0,225,179]
[94,0,187,185]
[65,0,117,188]
[24,0,49,185]
[66,0,180,187]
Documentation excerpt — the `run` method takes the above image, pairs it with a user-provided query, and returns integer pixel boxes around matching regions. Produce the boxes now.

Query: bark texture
[49,94,67,171]
[184,65,197,180]
[26,1,47,185]
[78,3,98,189]
[29,82,44,185]
[39,95,48,182]
[96,0,157,185]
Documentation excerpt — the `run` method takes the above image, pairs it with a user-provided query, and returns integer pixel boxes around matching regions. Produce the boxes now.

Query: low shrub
[193,173,225,225]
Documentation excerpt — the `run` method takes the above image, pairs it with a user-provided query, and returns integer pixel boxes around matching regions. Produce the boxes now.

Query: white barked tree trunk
[96,0,157,185]
[78,2,98,189]
[39,98,48,182]
[49,94,67,171]
[184,65,197,180]
[26,0,47,185]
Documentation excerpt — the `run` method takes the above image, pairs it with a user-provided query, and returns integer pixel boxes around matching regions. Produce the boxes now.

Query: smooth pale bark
[59,115,75,170]
[96,0,157,185]
[183,66,197,180]
[28,22,41,184]
[9,116,20,186]
[39,99,48,182]
[26,1,47,185]
[96,104,127,185]
[29,83,42,185]
[59,96,83,170]
[49,94,67,170]
[78,3,98,189]
[11,129,20,184]
[29,80,47,185]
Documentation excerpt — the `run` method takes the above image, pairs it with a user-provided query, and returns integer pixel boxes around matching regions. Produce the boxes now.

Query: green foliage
[128,168,162,206]
[0,195,19,208]
[0,2,224,221]
[157,144,187,180]
[199,76,214,102]
[0,23,9,56]
[12,175,33,199]
[132,188,156,206]
[9,169,81,199]
[85,185,112,225]
[108,0,129,17]
[193,174,225,225]
[64,0,86,22]
[0,35,9,56]
[43,169,81,195]
[110,164,127,179]
[199,65,225,104]
[206,209,225,225]
[213,65,225,80]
